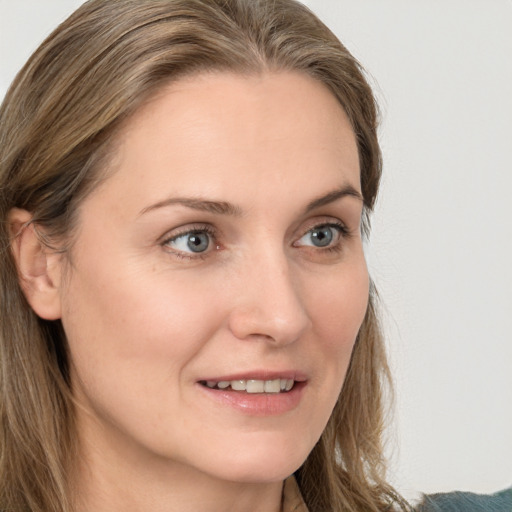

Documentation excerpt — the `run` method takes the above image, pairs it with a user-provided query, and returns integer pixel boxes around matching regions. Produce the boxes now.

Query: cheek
[304,258,369,402]
[61,265,230,449]
[60,251,224,392]
[308,259,369,348]
[63,275,223,382]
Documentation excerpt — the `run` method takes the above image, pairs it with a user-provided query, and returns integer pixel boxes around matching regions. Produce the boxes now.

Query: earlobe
[8,208,63,320]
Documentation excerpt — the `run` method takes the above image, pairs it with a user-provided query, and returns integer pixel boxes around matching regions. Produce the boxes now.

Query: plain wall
[1,0,511,501]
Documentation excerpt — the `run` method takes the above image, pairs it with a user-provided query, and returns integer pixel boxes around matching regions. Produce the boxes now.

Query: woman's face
[58,71,368,483]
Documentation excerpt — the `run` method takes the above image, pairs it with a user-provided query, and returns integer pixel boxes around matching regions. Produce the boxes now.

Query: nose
[227,250,311,346]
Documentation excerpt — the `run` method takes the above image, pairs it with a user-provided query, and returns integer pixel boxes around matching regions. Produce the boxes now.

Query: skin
[13,71,369,512]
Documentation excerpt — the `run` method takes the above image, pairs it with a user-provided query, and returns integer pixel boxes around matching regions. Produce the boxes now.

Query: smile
[200,378,295,393]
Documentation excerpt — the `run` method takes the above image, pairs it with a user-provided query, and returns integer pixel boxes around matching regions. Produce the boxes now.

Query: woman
[0,1,410,511]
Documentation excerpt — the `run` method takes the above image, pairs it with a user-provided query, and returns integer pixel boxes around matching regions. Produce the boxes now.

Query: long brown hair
[0,1,409,510]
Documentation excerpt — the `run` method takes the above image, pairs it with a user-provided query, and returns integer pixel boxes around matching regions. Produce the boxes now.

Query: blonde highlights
[0,1,407,510]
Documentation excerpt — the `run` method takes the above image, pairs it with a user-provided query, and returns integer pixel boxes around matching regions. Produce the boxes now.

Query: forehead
[89,71,360,214]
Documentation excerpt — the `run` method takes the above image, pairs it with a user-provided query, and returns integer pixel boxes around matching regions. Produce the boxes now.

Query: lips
[197,374,307,415]
[200,378,295,393]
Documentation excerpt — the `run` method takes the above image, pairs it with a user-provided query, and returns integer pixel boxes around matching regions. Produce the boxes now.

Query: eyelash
[161,224,218,260]
[297,221,350,254]
[160,221,350,260]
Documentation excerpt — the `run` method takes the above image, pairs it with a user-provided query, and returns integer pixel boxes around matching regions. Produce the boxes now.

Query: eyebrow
[139,197,242,217]
[304,184,363,213]
[138,184,363,217]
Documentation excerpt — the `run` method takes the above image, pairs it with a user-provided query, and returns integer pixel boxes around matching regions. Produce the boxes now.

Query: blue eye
[167,230,211,253]
[309,226,334,247]
[297,224,343,248]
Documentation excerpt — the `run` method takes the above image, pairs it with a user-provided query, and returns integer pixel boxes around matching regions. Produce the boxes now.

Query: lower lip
[197,382,306,416]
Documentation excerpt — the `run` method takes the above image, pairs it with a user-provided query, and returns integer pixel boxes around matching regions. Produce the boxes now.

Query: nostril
[228,299,309,343]
[227,264,310,345]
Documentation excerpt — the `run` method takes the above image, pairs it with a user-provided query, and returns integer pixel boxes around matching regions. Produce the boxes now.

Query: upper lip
[198,370,307,382]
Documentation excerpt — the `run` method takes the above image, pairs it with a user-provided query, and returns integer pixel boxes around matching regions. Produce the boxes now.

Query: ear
[8,208,63,320]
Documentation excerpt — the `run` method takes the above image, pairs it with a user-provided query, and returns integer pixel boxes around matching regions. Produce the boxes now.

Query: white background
[1,0,511,501]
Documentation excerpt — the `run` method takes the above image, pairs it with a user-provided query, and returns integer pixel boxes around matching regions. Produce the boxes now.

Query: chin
[197,433,312,484]
[212,461,302,484]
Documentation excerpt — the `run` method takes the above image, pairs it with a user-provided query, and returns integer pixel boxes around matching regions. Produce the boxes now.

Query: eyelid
[158,217,351,261]
[160,223,219,259]
[292,219,351,254]
[295,218,349,240]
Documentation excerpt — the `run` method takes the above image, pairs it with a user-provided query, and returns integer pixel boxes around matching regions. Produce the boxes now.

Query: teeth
[264,379,281,393]
[246,380,265,393]
[231,380,246,391]
[203,378,296,393]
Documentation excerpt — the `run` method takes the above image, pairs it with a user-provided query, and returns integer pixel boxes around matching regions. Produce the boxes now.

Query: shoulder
[417,487,512,512]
